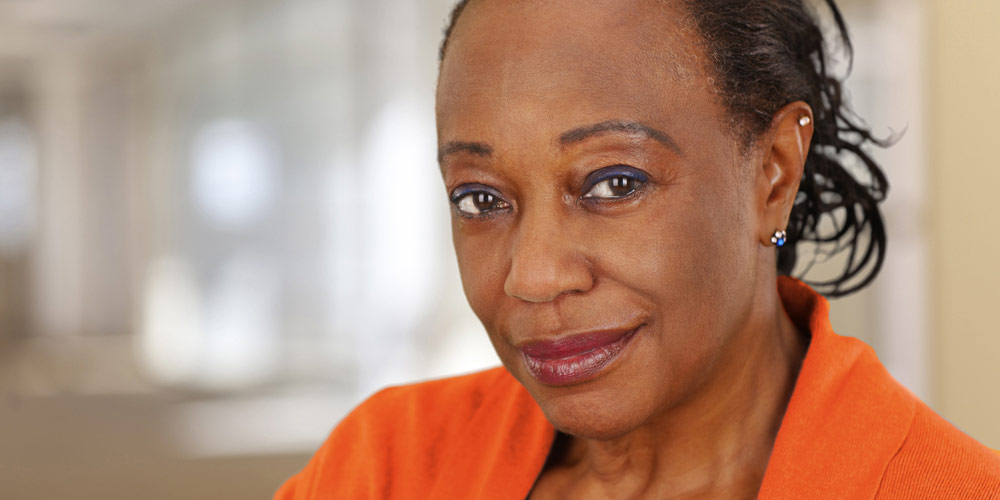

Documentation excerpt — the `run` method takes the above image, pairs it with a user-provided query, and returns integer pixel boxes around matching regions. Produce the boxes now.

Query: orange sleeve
[875,403,1000,499]
[271,368,552,499]
[273,388,398,500]
[272,377,482,499]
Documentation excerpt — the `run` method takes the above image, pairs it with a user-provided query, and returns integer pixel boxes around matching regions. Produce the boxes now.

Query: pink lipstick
[519,326,640,386]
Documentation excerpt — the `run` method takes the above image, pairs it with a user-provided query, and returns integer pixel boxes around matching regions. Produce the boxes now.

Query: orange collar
[757,276,914,498]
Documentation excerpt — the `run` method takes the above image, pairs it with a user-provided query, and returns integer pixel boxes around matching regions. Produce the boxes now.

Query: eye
[582,166,648,199]
[450,186,510,217]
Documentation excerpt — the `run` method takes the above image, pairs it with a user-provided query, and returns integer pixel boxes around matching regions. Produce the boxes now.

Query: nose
[503,206,594,303]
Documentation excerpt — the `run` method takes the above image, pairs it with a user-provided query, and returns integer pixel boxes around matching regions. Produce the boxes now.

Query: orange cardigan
[276,277,1000,499]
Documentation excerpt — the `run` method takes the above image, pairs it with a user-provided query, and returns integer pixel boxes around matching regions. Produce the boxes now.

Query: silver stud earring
[770,230,787,247]
[798,115,811,127]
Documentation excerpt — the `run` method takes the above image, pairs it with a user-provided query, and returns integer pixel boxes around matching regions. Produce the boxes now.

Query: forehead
[436,0,717,144]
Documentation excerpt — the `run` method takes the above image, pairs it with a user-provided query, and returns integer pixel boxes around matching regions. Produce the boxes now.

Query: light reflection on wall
[354,97,443,396]
[139,256,203,385]
[140,251,282,391]
[201,251,280,388]
[0,117,37,254]
[140,119,283,390]
[190,120,279,231]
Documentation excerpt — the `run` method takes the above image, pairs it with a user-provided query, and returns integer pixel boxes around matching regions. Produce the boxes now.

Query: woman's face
[437,0,769,439]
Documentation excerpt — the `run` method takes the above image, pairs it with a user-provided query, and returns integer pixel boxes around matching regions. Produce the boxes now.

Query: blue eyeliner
[583,165,649,194]
[449,183,500,204]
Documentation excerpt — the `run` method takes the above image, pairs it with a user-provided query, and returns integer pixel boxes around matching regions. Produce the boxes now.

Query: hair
[439,0,892,298]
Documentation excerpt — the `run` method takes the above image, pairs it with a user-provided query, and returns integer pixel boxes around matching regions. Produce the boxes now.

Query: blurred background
[0,0,996,498]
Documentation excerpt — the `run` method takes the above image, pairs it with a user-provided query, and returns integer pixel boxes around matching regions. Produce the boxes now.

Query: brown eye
[474,192,497,211]
[584,175,643,199]
[453,190,509,217]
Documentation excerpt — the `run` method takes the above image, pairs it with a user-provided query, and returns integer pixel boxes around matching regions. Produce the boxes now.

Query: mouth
[518,325,641,386]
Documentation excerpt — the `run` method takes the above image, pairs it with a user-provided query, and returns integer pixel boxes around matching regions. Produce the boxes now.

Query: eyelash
[449,165,649,218]
[582,165,649,201]
[449,185,511,219]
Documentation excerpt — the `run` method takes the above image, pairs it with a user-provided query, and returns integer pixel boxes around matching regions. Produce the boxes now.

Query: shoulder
[335,365,514,438]
[274,366,527,499]
[339,366,521,447]
[876,399,1000,499]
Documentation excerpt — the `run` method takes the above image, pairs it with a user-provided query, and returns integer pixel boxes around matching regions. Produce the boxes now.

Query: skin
[436,0,815,498]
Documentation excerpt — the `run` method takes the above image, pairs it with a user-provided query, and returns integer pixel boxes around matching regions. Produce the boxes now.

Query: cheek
[452,220,510,328]
[592,184,742,308]
[451,219,534,372]
[587,175,756,384]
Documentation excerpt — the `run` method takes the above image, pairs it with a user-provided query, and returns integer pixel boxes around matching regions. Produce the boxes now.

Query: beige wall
[929,0,1000,448]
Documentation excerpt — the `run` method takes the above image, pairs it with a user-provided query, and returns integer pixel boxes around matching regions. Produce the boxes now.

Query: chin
[523,376,652,441]
[501,335,663,441]
[540,395,645,441]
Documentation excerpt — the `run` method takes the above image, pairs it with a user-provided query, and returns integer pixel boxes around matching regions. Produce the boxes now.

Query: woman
[277,0,1000,498]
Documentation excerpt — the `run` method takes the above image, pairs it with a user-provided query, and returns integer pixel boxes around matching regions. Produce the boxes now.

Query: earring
[770,230,787,247]
[798,115,811,127]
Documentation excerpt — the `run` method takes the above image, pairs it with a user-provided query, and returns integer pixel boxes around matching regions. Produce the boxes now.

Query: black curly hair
[438,0,892,298]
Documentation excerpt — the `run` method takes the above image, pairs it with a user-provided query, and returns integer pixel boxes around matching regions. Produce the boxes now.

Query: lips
[518,326,640,386]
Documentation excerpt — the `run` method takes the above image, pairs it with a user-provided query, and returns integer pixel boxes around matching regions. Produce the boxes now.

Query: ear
[754,101,814,246]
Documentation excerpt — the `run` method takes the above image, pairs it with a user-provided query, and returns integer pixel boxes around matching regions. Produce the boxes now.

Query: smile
[519,325,641,386]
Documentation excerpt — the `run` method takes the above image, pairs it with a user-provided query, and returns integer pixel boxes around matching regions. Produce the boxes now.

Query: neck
[538,275,808,499]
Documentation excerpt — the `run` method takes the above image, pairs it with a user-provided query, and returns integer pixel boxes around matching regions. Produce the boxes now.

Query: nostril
[503,254,595,303]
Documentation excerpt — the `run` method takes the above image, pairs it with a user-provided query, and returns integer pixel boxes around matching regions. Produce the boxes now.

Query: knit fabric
[275,277,1000,499]
[875,402,1000,499]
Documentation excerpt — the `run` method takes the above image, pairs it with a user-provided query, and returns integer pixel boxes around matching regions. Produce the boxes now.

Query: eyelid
[582,165,649,193]
[449,183,511,219]
[449,183,502,203]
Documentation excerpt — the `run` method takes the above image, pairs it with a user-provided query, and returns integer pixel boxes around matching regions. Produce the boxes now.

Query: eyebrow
[437,119,681,164]
[559,120,682,155]
[438,141,493,163]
